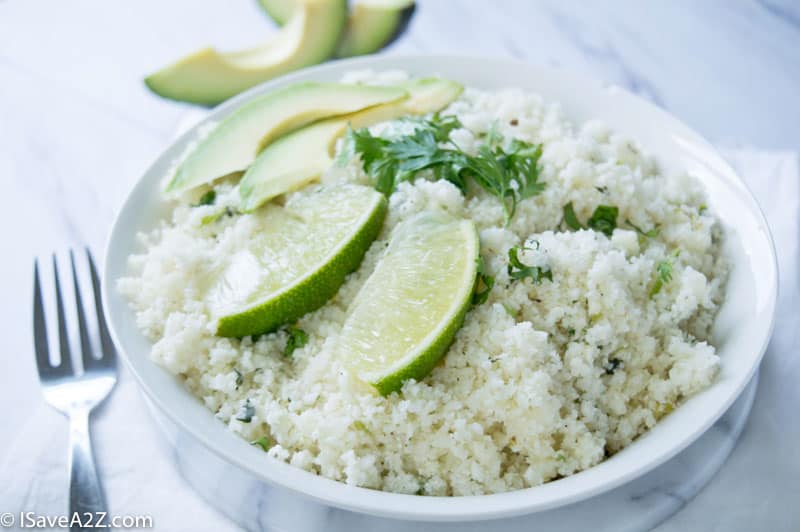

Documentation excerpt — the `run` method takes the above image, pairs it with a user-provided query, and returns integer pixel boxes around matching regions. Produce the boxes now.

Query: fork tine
[53,254,74,375]
[70,250,95,369]
[87,249,116,367]
[33,259,53,375]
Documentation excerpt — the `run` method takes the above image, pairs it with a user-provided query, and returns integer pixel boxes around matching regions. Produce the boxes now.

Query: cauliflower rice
[119,71,726,496]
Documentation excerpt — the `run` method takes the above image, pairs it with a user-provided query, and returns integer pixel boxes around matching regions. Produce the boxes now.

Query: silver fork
[33,249,117,524]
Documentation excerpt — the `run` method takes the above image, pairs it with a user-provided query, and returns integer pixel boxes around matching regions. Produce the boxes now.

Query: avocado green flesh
[144,0,347,105]
[257,0,414,57]
[239,77,463,212]
[336,1,415,57]
[208,184,387,337]
[257,0,295,25]
[165,82,406,195]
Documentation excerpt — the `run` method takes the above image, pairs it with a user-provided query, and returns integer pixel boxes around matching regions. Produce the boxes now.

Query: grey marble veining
[1,1,799,530]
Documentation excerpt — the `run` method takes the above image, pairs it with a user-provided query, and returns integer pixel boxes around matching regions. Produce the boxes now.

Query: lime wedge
[337,211,479,395]
[207,184,387,337]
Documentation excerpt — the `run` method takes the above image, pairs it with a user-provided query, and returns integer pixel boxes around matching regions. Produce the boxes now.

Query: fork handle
[68,409,106,529]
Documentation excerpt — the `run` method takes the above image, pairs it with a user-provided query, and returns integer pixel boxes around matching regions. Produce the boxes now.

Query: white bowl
[102,55,778,522]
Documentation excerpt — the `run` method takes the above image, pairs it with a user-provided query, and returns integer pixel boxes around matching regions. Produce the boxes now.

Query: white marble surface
[1,1,799,530]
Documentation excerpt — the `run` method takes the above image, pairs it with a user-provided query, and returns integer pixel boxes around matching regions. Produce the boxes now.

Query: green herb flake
[587,205,618,237]
[352,420,371,434]
[251,436,270,451]
[200,206,237,226]
[650,249,680,297]
[567,327,576,336]
[236,399,255,423]
[562,202,583,231]
[234,368,243,390]
[604,357,623,375]
[556,453,567,463]
[192,189,216,207]
[284,327,309,357]
[472,256,495,305]
[625,218,659,238]
[200,212,222,226]
[507,245,552,285]
[698,204,708,215]
[655,402,675,418]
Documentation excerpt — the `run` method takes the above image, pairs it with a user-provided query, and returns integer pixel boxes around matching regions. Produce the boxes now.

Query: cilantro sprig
[342,115,545,224]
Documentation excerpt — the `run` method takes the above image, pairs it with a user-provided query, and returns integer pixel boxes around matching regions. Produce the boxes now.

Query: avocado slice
[165,82,407,195]
[145,0,347,105]
[238,77,462,211]
[257,0,415,57]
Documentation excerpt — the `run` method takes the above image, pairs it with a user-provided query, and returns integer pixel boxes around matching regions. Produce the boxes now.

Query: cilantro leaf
[563,203,618,237]
[508,141,545,200]
[562,202,583,230]
[341,127,396,194]
[508,244,552,284]
[284,327,309,357]
[192,189,216,207]
[462,144,517,220]
[385,128,462,179]
[472,256,495,305]
[399,113,463,142]
[462,139,545,223]
[587,205,618,237]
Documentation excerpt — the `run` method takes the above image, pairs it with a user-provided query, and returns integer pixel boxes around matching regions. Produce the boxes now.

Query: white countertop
[1,1,798,530]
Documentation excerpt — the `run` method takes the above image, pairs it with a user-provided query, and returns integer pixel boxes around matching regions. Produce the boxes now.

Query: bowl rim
[102,54,778,522]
